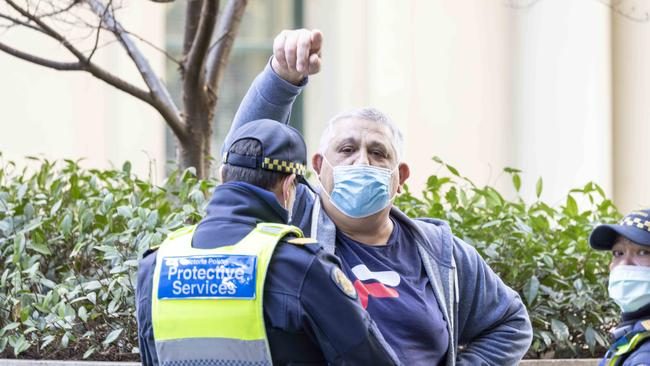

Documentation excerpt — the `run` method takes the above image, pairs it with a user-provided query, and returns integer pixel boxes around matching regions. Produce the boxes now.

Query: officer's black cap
[589,209,650,250]
[223,119,307,177]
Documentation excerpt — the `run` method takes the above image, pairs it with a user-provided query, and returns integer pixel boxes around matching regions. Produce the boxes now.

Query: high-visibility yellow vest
[601,319,650,366]
[152,223,304,366]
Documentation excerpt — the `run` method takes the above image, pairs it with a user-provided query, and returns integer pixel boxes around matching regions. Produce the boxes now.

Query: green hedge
[0,156,212,360]
[0,155,619,360]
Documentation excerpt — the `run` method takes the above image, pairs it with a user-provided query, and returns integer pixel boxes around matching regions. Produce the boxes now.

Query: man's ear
[218,165,225,182]
[397,162,410,194]
[282,174,297,199]
[312,153,323,175]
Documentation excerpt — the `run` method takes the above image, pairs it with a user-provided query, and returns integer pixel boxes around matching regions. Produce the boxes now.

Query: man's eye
[639,250,649,256]
[612,250,623,257]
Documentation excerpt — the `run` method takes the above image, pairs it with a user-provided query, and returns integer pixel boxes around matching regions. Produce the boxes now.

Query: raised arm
[221,29,323,155]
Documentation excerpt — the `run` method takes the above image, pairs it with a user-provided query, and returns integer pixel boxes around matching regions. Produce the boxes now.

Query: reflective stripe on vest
[605,331,650,366]
[601,319,650,366]
[151,223,303,366]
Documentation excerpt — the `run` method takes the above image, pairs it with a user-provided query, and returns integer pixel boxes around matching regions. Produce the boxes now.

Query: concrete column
[612,13,650,213]
[511,0,613,203]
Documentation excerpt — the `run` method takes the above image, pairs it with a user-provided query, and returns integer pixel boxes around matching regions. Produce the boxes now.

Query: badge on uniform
[158,255,257,300]
[331,267,357,299]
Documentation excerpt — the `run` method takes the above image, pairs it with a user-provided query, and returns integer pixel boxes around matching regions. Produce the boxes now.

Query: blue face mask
[320,157,398,219]
[608,265,650,313]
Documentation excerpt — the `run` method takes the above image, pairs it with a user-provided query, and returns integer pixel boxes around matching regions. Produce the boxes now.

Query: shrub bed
[0,155,619,360]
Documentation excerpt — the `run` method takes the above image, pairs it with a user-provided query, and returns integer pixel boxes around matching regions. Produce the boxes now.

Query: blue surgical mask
[608,265,650,313]
[319,157,398,218]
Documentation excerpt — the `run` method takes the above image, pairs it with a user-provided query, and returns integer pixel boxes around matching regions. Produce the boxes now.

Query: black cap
[589,209,650,250]
[222,119,307,177]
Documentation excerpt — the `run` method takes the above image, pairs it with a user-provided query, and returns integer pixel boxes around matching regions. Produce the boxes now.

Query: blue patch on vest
[158,255,257,299]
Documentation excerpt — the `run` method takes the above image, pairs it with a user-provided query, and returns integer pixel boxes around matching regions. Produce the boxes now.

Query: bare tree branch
[0,41,82,70]
[184,0,218,91]
[206,0,247,95]
[2,0,159,125]
[182,0,203,60]
[86,0,111,62]
[597,0,650,22]
[118,28,182,67]
[37,0,82,19]
[85,0,186,142]
[0,13,44,34]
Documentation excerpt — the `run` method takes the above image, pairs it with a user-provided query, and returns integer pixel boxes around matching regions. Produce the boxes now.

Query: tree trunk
[178,108,212,179]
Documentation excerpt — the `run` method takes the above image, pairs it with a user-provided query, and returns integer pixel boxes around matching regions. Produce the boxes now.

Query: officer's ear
[218,165,225,182]
[278,174,296,210]
[282,174,297,198]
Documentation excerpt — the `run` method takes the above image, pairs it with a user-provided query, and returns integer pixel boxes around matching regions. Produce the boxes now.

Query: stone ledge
[0,359,601,366]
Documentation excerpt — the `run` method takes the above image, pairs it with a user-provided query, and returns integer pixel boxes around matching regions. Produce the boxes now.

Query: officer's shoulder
[278,235,322,256]
[138,248,159,271]
[625,343,650,365]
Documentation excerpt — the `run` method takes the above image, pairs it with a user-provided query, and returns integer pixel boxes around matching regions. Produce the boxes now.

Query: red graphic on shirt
[353,280,399,309]
[351,264,400,309]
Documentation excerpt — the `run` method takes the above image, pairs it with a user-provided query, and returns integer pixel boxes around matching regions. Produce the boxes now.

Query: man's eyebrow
[367,140,390,150]
[333,137,358,147]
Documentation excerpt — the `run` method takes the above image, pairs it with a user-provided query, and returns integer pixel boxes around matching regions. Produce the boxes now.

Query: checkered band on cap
[620,211,650,233]
[261,158,306,176]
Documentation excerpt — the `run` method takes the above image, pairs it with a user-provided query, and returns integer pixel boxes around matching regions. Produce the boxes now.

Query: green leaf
[83,280,102,291]
[512,174,521,192]
[122,161,132,175]
[28,242,51,256]
[40,335,55,350]
[61,213,73,236]
[103,328,123,346]
[83,346,96,359]
[536,177,543,198]
[566,195,578,216]
[50,199,63,216]
[12,334,30,356]
[13,232,25,265]
[39,278,57,289]
[551,319,569,342]
[585,326,596,350]
[1,322,20,335]
[78,306,88,322]
[523,276,540,305]
[446,164,460,176]
[117,205,132,218]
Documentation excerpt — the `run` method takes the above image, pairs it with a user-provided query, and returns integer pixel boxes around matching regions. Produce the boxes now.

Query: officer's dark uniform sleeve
[136,250,159,366]
[299,249,399,365]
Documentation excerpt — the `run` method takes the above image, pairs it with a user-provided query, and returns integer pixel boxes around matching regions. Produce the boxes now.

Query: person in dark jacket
[136,119,399,365]
[590,209,650,365]
[224,29,533,366]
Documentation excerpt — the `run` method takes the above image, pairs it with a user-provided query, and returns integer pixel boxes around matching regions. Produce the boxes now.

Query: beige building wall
[612,14,650,212]
[511,0,613,204]
[0,2,167,182]
[1,1,645,214]
[304,0,514,196]
[303,0,614,207]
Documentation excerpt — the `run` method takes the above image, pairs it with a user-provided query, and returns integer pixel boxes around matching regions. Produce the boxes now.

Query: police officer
[135,119,399,366]
[590,209,650,365]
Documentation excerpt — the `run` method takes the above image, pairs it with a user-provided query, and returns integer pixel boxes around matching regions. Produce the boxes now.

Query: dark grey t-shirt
[335,218,449,365]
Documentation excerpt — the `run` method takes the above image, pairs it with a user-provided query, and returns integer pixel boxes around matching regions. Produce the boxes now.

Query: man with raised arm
[223,29,533,366]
